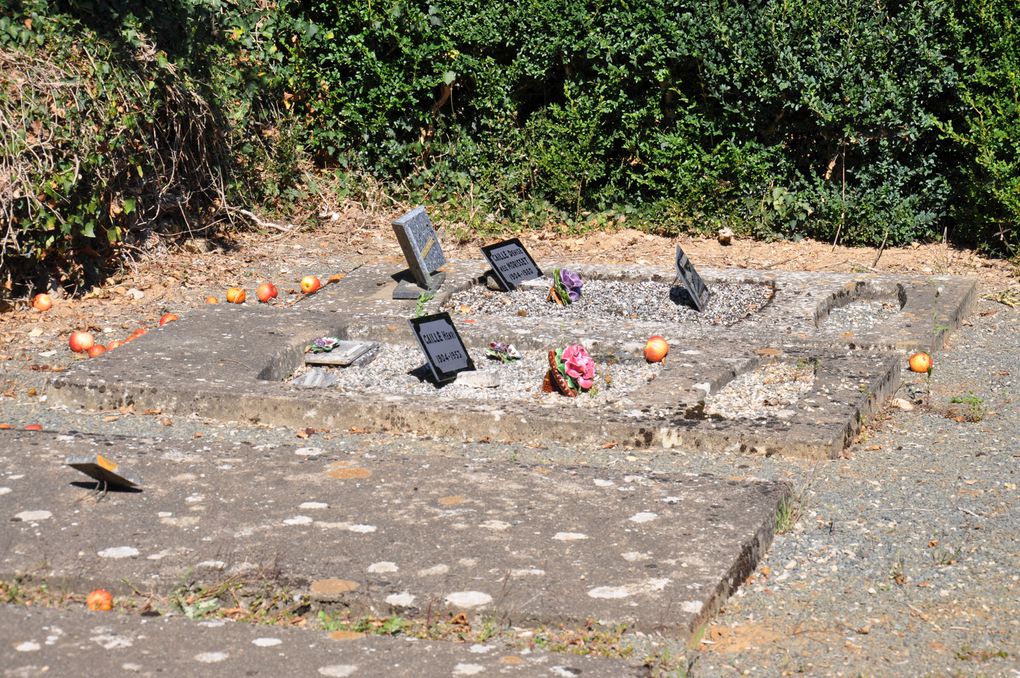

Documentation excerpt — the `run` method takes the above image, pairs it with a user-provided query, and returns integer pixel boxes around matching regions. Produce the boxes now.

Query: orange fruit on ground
[85,588,114,611]
[205,295,219,304]
[159,312,179,326]
[32,293,53,312]
[0,423,13,429]
[256,282,278,303]
[300,275,322,294]
[24,424,43,431]
[908,351,933,373]
[225,287,246,304]
[87,344,107,358]
[644,335,670,363]
[107,340,124,350]
[130,327,147,339]
[69,331,95,353]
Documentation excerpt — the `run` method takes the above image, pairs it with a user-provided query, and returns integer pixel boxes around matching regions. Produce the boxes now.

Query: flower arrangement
[549,267,583,305]
[306,336,340,353]
[485,341,522,363]
[543,343,596,397]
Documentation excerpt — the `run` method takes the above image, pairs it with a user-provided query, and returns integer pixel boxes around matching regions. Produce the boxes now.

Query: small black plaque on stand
[674,245,711,311]
[392,206,447,299]
[480,238,542,291]
[408,312,475,383]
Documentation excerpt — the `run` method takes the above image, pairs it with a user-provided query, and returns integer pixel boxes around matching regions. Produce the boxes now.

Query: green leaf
[122,197,136,215]
[442,70,456,85]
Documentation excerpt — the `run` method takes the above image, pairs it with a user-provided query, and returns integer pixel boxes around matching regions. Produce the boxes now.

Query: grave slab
[0,605,647,677]
[48,301,902,458]
[0,431,789,640]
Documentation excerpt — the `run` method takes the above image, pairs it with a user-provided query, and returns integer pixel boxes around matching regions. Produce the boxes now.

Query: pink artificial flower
[561,344,596,390]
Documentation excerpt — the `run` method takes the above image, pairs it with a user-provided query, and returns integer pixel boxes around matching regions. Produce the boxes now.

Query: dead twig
[226,206,298,233]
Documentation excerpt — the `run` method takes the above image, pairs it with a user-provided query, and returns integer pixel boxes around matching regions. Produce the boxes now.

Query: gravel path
[1,296,1017,676]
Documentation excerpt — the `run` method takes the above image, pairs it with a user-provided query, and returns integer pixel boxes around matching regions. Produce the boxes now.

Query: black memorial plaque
[480,238,542,290]
[674,245,711,311]
[409,312,475,383]
[392,206,446,292]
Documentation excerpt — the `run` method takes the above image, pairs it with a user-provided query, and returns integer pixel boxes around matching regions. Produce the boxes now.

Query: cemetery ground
[0,211,1018,677]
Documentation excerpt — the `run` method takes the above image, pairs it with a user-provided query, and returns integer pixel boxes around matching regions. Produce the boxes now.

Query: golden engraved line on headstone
[421,237,435,258]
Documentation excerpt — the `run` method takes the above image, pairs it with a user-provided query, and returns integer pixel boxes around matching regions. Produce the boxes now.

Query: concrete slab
[0,431,789,639]
[0,605,647,677]
[48,294,902,458]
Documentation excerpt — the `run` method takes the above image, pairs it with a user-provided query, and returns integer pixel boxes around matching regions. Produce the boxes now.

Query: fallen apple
[159,312,179,326]
[87,344,107,358]
[0,423,12,429]
[130,327,147,339]
[300,275,322,294]
[107,339,124,350]
[226,287,246,304]
[86,588,113,611]
[644,335,669,363]
[205,295,219,304]
[32,293,53,312]
[256,282,279,303]
[69,331,95,353]
[24,424,42,431]
[908,351,933,373]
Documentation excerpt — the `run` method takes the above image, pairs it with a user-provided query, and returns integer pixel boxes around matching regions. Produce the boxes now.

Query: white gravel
[443,279,773,326]
[289,344,662,404]
[704,361,815,419]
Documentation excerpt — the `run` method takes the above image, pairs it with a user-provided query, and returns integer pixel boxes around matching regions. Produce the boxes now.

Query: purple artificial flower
[559,268,583,302]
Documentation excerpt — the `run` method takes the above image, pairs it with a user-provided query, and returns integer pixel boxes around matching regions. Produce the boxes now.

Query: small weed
[317,611,410,636]
[955,645,1009,662]
[775,495,802,534]
[891,559,906,586]
[931,546,961,567]
[947,393,986,422]
[414,292,435,318]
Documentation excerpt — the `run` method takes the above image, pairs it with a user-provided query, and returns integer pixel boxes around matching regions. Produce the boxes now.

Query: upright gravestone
[480,238,542,290]
[674,244,711,311]
[392,206,446,299]
[408,311,475,383]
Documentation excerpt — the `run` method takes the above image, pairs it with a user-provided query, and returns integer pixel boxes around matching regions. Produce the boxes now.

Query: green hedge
[280,0,1018,251]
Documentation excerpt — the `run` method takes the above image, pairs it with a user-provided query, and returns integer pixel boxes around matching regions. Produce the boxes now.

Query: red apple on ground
[256,282,278,303]
[226,287,246,304]
[86,588,113,611]
[87,344,107,358]
[908,351,933,373]
[300,275,322,294]
[644,335,669,363]
[159,312,179,326]
[69,331,95,353]
[32,293,52,312]
[24,424,42,431]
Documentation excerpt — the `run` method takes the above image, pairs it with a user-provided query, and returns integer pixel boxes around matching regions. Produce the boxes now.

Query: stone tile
[0,431,788,640]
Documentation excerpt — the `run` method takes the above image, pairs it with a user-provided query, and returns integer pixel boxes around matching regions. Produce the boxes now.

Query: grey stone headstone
[674,245,711,311]
[303,340,378,367]
[392,206,446,291]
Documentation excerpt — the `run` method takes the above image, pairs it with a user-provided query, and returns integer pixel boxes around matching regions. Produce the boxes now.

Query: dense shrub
[0,0,295,292]
[281,0,1008,248]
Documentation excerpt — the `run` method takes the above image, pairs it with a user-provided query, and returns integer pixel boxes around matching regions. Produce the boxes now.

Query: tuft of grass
[947,393,986,422]
[775,495,802,535]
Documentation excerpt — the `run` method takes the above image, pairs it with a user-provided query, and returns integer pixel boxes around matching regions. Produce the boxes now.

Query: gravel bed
[822,298,902,332]
[288,343,661,404]
[443,279,773,326]
[704,361,815,420]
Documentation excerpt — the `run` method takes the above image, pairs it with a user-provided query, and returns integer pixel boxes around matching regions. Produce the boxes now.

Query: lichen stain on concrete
[310,579,359,596]
[327,466,372,480]
[328,631,365,641]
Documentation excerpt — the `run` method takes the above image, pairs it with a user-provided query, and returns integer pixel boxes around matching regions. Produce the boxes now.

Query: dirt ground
[0,203,1017,392]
